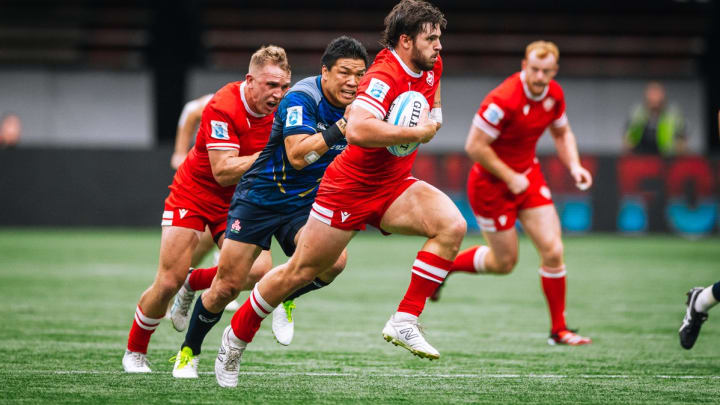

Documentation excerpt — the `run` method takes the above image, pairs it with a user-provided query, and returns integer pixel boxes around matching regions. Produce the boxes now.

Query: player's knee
[542,240,564,265]
[494,255,517,274]
[213,281,241,304]
[154,272,185,300]
[438,215,467,248]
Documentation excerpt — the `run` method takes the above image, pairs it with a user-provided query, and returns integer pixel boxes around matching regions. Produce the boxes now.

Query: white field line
[28,370,720,379]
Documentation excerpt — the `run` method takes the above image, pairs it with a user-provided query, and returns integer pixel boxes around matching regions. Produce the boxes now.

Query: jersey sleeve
[473,92,508,139]
[550,86,568,128]
[200,100,243,151]
[352,70,398,120]
[280,92,318,137]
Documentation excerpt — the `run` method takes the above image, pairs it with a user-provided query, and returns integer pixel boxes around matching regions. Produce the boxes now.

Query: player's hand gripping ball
[385,91,429,157]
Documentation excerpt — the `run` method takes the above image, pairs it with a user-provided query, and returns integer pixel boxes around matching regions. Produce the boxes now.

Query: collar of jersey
[240,81,267,118]
[389,48,423,79]
[519,71,549,102]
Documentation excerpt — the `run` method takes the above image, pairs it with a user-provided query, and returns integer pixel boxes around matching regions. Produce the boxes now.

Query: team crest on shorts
[231,219,242,233]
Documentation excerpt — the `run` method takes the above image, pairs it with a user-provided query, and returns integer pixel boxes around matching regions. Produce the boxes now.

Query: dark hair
[321,36,369,70]
[381,0,446,48]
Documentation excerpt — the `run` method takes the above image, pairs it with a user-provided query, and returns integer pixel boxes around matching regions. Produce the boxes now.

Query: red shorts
[162,192,227,239]
[467,162,553,232]
[311,170,418,233]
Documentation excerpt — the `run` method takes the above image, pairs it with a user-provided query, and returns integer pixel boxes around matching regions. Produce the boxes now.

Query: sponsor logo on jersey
[210,120,230,140]
[523,104,530,116]
[367,78,390,103]
[341,211,351,223]
[426,71,434,86]
[483,103,504,126]
[498,215,507,226]
[179,209,188,219]
[316,122,327,131]
[330,144,346,151]
[286,105,303,127]
[231,219,242,233]
[543,97,555,112]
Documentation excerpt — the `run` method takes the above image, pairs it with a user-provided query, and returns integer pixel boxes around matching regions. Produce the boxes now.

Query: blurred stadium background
[1,1,719,403]
[0,0,719,235]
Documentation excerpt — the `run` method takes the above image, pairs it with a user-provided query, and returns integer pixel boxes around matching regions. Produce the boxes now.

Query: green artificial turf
[0,228,718,404]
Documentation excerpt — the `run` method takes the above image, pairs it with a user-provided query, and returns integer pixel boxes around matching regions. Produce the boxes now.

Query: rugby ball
[385,90,429,157]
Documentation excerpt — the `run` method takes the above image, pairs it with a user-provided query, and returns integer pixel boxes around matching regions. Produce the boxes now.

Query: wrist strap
[321,119,345,147]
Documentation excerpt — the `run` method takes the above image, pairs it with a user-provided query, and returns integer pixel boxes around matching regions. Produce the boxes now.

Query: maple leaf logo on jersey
[231,219,242,233]
[426,71,434,86]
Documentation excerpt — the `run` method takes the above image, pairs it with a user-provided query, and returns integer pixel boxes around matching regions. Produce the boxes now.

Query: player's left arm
[430,80,442,130]
[549,122,592,190]
[284,117,347,170]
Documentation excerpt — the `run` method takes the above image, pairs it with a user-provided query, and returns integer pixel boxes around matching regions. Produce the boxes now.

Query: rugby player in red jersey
[122,46,291,373]
[168,94,243,314]
[212,0,466,387]
[439,41,593,346]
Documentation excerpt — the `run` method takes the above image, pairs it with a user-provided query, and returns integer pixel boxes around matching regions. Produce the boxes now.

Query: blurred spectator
[0,113,22,148]
[624,81,687,156]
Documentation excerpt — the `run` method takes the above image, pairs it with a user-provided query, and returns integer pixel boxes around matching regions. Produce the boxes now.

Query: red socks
[230,285,274,343]
[126,306,161,354]
[187,266,218,291]
[539,265,567,334]
[450,245,488,274]
[397,251,453,316]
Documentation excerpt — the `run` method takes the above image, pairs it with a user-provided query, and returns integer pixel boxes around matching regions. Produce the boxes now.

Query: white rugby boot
[170,283,196,332]
[382,312,440,360]
[122,350,151,373]
[215,326,247,388]
[171,346,199,378]
[272,300,295,346]
[224,299,241,312]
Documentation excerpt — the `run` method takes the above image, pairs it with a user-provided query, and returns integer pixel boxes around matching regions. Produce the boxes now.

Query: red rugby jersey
[332,48,442,186]
[167,81,273,213]
[472,71,567,174]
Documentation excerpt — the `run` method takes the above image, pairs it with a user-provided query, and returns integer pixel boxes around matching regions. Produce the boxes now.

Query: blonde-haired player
[122,45,291,372]
[437,41,593,346]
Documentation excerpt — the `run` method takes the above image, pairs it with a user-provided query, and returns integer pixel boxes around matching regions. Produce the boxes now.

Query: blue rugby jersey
[235,76,347,211]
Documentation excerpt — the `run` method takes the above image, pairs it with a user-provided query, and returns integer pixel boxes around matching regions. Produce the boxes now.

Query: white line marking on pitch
[42,370,720,379]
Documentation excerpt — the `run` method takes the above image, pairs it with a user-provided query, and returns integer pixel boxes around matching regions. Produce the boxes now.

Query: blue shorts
[225,199,309,257]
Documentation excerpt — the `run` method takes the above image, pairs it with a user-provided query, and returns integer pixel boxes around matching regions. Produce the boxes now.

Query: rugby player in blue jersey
[170,36,368,379]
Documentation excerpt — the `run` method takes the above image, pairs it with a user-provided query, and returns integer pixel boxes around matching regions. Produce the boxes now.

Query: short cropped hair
[249,45,291,74]
[321,36,369,70]
[525,41,560,62]
[381,0,447,49]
